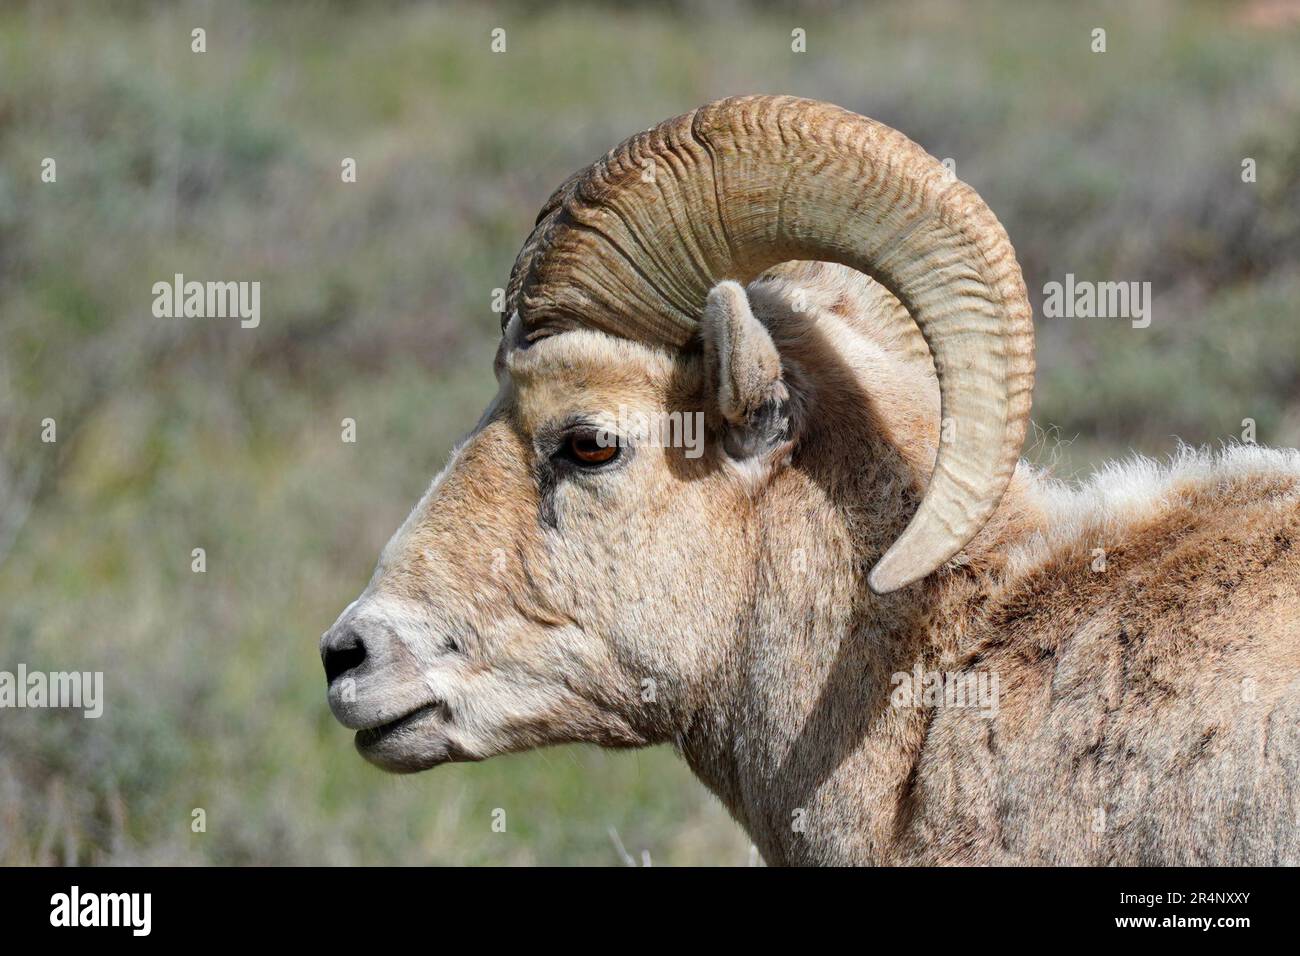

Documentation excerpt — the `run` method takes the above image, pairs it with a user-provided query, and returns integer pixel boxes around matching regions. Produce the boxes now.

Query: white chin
[354,707,454,773]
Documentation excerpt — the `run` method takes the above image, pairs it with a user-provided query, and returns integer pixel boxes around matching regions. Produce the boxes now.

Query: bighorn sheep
[322,95,1300,865]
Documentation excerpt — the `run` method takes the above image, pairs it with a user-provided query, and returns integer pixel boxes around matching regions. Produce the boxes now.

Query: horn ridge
[506,95,1035,592]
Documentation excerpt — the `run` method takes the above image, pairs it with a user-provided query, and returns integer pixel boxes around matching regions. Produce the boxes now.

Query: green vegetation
[1,1,1297,864]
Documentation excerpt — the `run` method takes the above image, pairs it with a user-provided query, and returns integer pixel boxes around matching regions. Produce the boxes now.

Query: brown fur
[327,261,1300,865]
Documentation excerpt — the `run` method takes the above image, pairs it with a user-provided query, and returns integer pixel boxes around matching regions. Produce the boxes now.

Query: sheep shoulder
[912,446,1300,864]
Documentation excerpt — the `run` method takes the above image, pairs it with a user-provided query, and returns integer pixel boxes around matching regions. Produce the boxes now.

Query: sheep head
[321,95,1034,773]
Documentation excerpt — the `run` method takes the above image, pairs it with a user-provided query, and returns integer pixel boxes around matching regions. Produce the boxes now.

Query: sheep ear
[702,281,793,460]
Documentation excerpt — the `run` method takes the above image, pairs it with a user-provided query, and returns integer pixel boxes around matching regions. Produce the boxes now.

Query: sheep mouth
[354,701,442,751]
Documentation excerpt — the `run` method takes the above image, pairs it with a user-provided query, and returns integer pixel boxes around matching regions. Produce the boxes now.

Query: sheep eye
[564,432,619,466]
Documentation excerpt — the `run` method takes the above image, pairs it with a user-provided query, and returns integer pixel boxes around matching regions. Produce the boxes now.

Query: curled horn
[507,95,1034,593]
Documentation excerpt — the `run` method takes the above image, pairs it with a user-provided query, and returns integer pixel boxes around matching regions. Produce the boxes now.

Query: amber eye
[565,432,619,466]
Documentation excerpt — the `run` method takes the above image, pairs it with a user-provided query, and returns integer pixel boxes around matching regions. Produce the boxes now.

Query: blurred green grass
[1,0,1298,864]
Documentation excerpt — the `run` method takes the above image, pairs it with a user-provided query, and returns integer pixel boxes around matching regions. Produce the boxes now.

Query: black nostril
[324,629,367,685]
